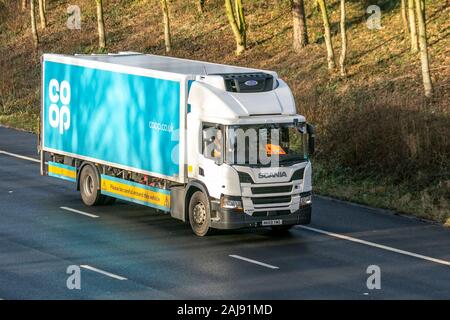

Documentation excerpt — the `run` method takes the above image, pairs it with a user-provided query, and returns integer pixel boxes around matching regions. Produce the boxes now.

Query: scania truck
[39,52,314,236]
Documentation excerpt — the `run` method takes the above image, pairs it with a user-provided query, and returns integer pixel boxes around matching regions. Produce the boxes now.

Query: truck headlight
[300,195,312,206]
[220,195,243,210]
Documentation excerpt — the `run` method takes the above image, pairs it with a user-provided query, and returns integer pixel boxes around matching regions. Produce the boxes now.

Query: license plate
[262,219,283,226]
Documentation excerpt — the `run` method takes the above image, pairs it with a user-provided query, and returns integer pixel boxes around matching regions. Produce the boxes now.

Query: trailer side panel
[42,60,182,181]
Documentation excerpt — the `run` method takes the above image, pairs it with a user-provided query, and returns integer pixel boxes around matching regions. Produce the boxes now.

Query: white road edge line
[0,150,40,163]
[296,225,450,267]
[60,206,99,218]
[80,265,128,281]
[229,254,279,270]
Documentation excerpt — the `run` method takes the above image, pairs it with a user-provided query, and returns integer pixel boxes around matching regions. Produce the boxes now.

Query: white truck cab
[181,71,314,235]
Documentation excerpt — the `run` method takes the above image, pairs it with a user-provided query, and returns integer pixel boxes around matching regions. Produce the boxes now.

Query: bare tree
[317,0,335,69]
[197,0,205,14]
[339,0,347,77]
[225,0,246,55]
[408,0,418,52]
[95,0,106,49]
[292,0,308,51]
[414,0,432,97]
[160,0,172,53]
[30,0,39,48]
[38,0,46,29]
[401,0,409,35]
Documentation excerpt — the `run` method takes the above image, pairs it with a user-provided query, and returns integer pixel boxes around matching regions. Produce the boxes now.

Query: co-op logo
[48,79,71,134]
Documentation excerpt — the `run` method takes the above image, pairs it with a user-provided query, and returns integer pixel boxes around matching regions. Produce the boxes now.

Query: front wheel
[188,191,212,236]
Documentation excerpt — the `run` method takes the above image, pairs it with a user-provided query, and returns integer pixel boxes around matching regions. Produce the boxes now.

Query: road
[0,126,449,299]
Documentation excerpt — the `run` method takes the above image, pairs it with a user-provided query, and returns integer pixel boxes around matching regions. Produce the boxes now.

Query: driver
[212,130,222,159]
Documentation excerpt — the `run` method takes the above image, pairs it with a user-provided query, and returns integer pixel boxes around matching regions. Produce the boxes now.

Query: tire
[270,225,294,234]
[79,164,103,206]
[188,191,212,236]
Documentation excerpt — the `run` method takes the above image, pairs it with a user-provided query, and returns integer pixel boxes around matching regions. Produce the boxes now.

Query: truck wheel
[188,191,212,236]
[79,165,103,206]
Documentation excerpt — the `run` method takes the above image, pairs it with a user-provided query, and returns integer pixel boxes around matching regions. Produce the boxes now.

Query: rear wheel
[188,191,212,236]
[79,164,103,206]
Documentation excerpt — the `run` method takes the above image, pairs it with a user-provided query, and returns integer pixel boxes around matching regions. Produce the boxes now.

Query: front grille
[253,196,291,205]
[238,168,305,183]
[251,185,292,194]
[252,210,291,217]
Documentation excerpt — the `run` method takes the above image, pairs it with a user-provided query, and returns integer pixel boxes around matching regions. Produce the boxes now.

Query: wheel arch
[184,180,211,222]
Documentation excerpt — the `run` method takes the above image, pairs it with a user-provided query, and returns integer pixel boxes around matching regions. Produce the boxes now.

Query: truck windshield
[225,122,308,166]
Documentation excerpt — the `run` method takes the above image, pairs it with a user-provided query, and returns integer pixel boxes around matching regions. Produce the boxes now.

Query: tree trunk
[401,0,409,35]
[408,0,418,52]
[292,0,308,52]
[160,0,171,53]
[22,0,27,11]
[235,0,246,48]
[30,0,39,48]
[95,0,106,49]
[414,0,432,97]
[317,0,335,69]
[225,0,246,55]
[339,0,347,77]
[38,0,46,29]
[197,0,205,13]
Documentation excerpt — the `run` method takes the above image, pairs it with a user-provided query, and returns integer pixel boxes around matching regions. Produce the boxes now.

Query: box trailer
[40,52,314,236]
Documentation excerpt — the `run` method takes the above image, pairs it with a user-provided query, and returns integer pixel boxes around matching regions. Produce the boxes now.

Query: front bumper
[210,204,311,230]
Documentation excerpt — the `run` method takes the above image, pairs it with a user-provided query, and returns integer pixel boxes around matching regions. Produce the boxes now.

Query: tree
[317,0,335,69]
[408,0,418,52]
[401,0,409,35]
[22,0,27,11]
[30,0,39,48]
[414,0,432,97]
[38,0,46,29]
[292,0,308,51]
[95,0,106,49]
[160,0,172,53]
[197,0,205,14]
[225,0,246,55]
[339,0,347,77]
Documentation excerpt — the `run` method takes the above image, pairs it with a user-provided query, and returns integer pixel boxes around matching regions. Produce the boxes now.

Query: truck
[39,52,315,236]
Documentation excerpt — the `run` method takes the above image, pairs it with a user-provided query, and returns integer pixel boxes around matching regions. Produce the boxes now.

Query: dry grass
[0,0,448,222]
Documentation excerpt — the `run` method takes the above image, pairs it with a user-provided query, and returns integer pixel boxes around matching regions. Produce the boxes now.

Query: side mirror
[307,123,315,155]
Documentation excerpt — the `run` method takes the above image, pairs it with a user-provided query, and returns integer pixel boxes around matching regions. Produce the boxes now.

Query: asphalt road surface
[0,126,449,299]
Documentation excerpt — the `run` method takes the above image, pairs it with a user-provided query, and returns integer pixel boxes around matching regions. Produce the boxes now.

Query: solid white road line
[0,150,40,163]
[60,206,99,218]
[297,225,450,267]
[229,255,279,270]
[80,265,128,281]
